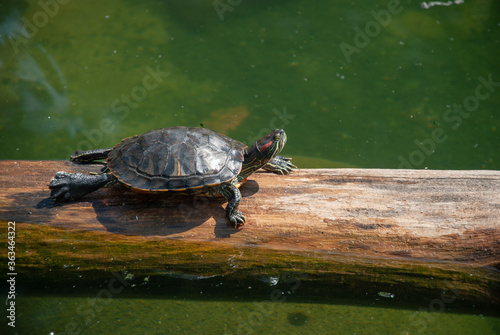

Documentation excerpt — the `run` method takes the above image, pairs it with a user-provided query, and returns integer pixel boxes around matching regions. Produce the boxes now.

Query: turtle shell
[107,127,247,191]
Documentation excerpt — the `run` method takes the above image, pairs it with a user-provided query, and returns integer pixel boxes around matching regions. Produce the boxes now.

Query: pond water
[15,290,500,335]
[1,0,500,334]
[1,0,500,169]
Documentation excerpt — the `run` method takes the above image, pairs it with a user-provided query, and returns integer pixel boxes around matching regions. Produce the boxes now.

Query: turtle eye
[274,134,281,141]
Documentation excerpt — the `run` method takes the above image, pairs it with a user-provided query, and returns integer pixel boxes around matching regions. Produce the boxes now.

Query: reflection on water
[0,8,73,136]
[15,44,71,134]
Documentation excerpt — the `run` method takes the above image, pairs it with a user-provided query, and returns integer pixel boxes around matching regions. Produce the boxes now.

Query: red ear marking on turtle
[259,140,273,152]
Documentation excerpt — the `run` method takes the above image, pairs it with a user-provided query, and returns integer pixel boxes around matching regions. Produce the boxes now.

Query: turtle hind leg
[49,171,117,202]
[71,148,113,163]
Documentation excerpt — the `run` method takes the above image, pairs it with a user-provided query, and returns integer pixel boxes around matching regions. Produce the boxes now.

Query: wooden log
[1,160,499,307]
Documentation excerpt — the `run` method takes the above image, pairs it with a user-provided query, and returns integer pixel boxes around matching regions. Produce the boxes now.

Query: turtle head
[254,129,287,161]
[240,129,287,179]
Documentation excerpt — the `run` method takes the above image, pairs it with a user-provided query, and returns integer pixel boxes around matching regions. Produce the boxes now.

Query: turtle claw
[229,210,245,228]
[263,156,296,175]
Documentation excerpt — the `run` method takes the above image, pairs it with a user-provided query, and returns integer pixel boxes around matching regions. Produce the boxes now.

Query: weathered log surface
[1,160,499,307]
[1,160,499,265]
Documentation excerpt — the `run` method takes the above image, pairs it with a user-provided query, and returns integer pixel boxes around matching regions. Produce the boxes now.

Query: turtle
[49,126,295,227]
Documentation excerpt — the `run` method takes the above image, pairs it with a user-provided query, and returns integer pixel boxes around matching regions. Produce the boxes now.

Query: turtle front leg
[49,171,117,202]
[263,156,296,175]
[217,183,245,227]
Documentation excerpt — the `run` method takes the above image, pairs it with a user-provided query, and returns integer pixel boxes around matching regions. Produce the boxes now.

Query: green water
[15,295,500,335]
[9,272,500,335]
[1,0,500,168]
[1,0,500,334]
